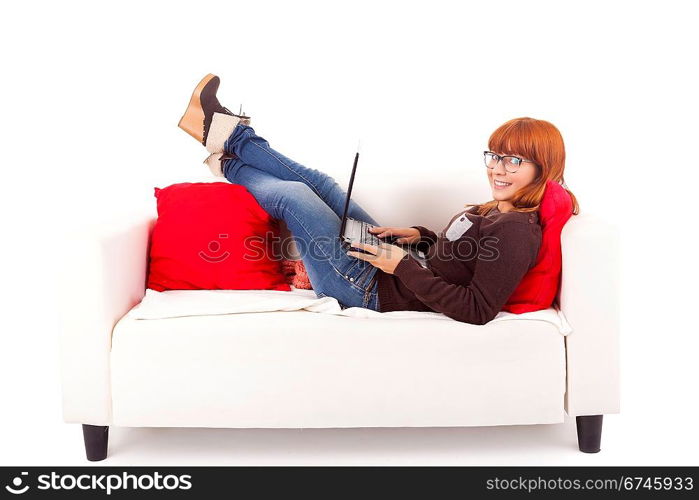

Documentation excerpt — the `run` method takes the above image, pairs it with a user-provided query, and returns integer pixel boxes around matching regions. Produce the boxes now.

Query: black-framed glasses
[483,151,536,174]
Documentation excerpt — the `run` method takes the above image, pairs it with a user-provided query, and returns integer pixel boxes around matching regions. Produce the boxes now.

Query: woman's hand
[368,226,421,245]
[346,241,408,275]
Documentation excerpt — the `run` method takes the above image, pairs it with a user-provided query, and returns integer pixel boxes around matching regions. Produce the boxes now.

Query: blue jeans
[222,124,381,311]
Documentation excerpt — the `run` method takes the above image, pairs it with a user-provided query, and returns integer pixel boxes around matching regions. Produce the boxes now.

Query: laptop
[339,147,428,268]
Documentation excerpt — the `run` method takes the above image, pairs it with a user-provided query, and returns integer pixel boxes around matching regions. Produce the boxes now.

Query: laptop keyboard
[348,220,382,246]
[346,218,427,267]
[360,220,381,246]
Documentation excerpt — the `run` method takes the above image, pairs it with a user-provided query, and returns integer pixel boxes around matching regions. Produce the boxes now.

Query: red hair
[467,117,579,215]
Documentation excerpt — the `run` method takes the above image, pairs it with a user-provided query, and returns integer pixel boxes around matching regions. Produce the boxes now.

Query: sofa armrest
[558,213,620,416]
[57,211,156,425]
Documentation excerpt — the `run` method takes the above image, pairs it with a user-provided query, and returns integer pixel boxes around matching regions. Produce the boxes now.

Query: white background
[1,0,697,465]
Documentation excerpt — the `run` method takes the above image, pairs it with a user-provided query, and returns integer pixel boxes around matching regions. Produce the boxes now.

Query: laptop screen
[339,151,360,239]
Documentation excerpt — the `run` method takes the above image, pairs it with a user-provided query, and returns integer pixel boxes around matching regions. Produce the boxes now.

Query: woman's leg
[225,162,380,310]
[222,124,378,225]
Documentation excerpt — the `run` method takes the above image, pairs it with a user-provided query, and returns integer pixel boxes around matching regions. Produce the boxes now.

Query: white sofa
[57,181,619,461]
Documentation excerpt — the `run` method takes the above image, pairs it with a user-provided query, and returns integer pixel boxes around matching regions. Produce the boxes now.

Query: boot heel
[178,73,218,143]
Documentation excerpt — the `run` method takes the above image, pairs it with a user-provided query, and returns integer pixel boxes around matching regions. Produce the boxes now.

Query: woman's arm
[394,221,540,325]
[409,226,439,254]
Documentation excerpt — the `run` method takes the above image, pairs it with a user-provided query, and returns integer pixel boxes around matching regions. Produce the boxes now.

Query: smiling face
[486,151,539,212]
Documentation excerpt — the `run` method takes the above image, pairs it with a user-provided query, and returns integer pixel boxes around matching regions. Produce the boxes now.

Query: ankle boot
[204,112,243,154]
[203,151,238,177]
[178,73,250,152]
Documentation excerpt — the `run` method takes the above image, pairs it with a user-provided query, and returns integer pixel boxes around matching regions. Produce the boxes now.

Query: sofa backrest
[279,174,492,259]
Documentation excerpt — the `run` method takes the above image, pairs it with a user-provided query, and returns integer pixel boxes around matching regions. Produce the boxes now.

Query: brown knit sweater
[375,206,541,325]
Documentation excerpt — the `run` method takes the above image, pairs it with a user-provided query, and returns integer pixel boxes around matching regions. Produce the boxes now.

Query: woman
[178,74,578,325]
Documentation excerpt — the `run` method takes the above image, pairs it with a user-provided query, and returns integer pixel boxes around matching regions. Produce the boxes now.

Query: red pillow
[147,182,290,292]
[502,180,573,313]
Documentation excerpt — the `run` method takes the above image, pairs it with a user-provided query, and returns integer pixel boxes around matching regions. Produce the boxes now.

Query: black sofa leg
[576,415,603,453]
[82,424,109,461]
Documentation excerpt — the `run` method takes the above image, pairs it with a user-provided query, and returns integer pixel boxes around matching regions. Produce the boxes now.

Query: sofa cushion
[502,180,574,313]
[281,259,313,289]
[111,303,566,428]
[147,182,290,292]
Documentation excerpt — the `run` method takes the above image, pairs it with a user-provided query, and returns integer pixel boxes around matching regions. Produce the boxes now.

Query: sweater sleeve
[409,225,439,254]
[393,221,539,325]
